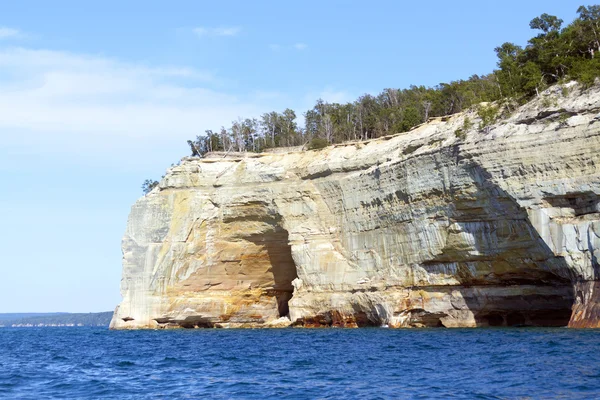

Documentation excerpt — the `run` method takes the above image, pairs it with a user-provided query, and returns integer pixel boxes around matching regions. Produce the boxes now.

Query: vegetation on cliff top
[182,5,600,158]
[182,5,600,156]
[141,6,600,191]
[142,179,159,195]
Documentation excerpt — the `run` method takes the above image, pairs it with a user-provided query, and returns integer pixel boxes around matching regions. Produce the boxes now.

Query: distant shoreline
[0,312,113,328]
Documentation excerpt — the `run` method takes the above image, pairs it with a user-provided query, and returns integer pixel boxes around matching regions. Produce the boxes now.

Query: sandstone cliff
[111,83,600,329]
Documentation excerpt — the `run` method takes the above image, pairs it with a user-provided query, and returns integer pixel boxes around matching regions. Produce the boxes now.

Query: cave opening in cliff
[248,226,298,318]
[469,284,575,327]
[476,307,573,327]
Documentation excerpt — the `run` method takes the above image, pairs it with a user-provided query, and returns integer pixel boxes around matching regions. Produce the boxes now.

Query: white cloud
[193,26,241,37]
[313,87,354,104]
[270,43,308,51]
[0,47,279,164]
[293,43,308,50]
[0,27,21,39]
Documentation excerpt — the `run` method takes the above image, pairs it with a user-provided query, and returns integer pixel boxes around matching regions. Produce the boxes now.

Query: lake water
[1,327,599,399]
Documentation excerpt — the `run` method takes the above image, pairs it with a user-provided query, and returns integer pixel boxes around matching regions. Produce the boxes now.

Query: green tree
[529,13,563,34]
[281,108,299,146]
[577,5,600,58]
[142,179,159,195]
[494,42,523,98]
[477,104,499,134]
[399,106,422,132]
[260,111,281,148]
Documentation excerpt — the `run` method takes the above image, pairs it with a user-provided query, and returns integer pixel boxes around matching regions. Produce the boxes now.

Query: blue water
[1,328,599,399]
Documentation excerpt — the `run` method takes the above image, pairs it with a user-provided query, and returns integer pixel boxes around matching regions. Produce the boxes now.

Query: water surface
[1,327,599,399]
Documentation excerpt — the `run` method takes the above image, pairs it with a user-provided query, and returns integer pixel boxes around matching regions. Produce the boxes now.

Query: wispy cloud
[319,88,353,104]
[0,27,21,39]
[0,47,278,163]
[293,43,308,50]
[270,43,308,51]
[193,26,241,37]
[301,87,354,108]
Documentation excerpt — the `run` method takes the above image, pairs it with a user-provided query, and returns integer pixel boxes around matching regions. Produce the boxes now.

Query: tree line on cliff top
[184,5,600,157]
[142,5,600,194]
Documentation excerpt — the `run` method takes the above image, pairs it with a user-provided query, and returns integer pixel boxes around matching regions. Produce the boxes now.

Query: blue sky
[0,1,583,312]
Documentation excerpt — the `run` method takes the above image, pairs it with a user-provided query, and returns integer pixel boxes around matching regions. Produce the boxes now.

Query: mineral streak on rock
[110,83,600,329]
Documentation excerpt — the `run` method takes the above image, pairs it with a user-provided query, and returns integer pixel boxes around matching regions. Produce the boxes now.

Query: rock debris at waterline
[111,83,600,330]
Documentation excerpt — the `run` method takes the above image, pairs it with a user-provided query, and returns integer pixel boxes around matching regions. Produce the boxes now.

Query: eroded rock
[110,83,600,329]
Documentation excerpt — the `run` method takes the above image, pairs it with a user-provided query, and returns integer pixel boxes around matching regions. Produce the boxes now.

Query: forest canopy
[185,5,600,156]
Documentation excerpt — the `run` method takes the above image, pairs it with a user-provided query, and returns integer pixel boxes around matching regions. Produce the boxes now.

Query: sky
[0,0,584,312]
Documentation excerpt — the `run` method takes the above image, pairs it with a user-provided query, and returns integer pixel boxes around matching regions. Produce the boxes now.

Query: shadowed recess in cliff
[449,161,575,327]
[246,227,298,317]
[542,192,600,218]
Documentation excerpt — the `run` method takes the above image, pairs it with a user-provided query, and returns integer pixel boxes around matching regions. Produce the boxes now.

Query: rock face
[111,83,600,329]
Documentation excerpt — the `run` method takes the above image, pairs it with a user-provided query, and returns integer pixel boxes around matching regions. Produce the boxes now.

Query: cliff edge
[111,83,600,329]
